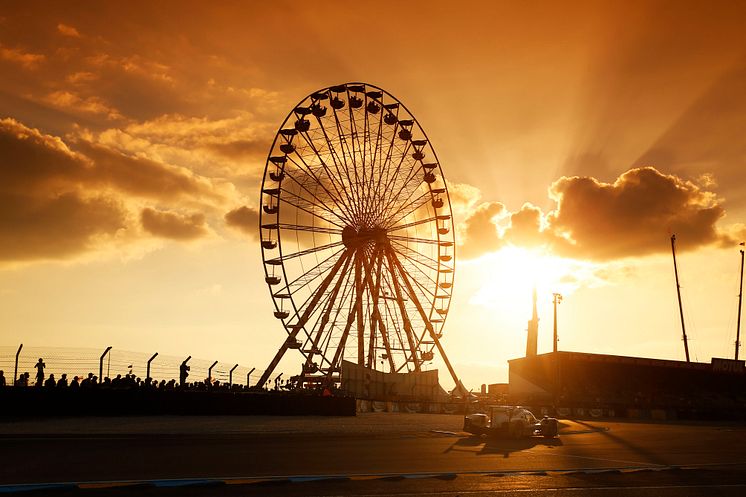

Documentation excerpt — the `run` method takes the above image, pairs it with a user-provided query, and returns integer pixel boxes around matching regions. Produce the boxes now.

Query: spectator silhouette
[180,361,190,386]
[16,372,29,387]
[34,358,46,387]
[81,373,94,389]
[0,370,5,387]
[57,374,68,388]
[44,374,56,388]
[70,376,80,389]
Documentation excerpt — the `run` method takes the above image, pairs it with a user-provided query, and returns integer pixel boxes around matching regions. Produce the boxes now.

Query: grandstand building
[508,351,746,418]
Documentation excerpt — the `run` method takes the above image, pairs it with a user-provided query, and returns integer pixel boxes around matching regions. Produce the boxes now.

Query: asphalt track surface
[1,414,745,495]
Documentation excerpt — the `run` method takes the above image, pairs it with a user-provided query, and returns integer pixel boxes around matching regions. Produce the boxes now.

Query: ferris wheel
[256,82,460,389]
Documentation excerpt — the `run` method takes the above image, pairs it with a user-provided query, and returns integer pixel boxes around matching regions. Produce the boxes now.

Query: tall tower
[526,287,539,356]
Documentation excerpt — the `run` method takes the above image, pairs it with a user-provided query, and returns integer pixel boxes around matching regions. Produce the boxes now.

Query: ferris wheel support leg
[384,248,422,372]
[387,249,464,395]
[362,247,395,371]
[256,251,351,389]
[305,255,354,371]
[354,252,366,366]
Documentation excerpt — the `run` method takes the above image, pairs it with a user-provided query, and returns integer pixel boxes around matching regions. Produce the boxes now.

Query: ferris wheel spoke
[328,102,363,222]
[283,250,352,328]
[283,158,353,224]
[388,234,441,245]
[372,141,415,223]
[390,248,439,290]
[287,150,357,226]
[368,113,401,224]
[377,163,429,226]
[310,114,362,220]
[280,172,349,226]
[387,216,437,233]
[267,240,344,265]
[285,246,346,296]
[383,191,433,229]
[278,224,343,236]
[390,241,440,274]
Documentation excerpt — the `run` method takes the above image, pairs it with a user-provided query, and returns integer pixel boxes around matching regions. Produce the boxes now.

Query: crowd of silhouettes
[1,357,322,394]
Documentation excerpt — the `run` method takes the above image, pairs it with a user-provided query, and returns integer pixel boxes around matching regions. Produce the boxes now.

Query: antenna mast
[671,235,690,362]
[736,245,744,360]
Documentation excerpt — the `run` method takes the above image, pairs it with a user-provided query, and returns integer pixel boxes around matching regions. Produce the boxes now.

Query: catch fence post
[208,360,218,384]
[146,352,158,381]
[247,367,255,387]
[99,346,112,381]
[13,344,22,386]
[229,364,238,388]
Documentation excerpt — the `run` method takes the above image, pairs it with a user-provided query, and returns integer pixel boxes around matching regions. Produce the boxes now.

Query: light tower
[552,293,563,353]
[526,287,539,357]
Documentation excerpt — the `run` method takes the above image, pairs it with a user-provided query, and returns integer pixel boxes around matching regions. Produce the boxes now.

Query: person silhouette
[34,358,46,387]
[180,361,190,386]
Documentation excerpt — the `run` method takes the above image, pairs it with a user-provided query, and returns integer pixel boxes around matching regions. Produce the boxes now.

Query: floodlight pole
[99,346,112,381]
[146,352,158,381]
[736,248,744,361]
[552,293,563,353]
[229,364,239,387]
[13,344,23,386]
[671,235,690,362]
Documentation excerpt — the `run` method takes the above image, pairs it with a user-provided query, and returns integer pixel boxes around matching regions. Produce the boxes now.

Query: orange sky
[1,1,745,387]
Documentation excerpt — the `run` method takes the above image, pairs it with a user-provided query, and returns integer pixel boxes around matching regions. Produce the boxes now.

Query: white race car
[464,405,559,438]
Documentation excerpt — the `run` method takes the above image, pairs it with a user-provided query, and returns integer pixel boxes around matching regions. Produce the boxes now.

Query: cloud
[57,23,81,38]
[41,91,122,120]
[0,117,233,262]
[459,167,732,261]
[0,44,45,69]
[548,167,726,259]
[140,208,208,240]
[224,205,259,238]
[0,191,127,262]
[458,201,506,259]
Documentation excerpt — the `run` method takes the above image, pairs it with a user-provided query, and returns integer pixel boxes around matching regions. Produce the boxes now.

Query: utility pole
[736,244,744,360]
[552,293,563,353]
[671,235,690,362]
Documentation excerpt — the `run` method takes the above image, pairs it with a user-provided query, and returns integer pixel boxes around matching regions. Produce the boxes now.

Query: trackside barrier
[355,400,466,414]
[0,389,356,417]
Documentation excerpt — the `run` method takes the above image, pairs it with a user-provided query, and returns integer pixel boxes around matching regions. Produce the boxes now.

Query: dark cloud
[224,205,259,238]
[75,140,221,201]
[0,191,126,262]
[0,118,126,262]
[141,208,208,240]
[548,167,726,259]
[0,117,227,262]
[0,118,222,201]
[459,167,731,261]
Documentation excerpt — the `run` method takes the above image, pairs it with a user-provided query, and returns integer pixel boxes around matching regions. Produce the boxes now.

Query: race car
[463,405,559,438]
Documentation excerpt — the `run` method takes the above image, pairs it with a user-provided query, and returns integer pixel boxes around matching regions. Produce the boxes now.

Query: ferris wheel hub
[342,225,388,248]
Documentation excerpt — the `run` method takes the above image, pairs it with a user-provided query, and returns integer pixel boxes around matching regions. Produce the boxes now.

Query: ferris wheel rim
[258,82,456,376]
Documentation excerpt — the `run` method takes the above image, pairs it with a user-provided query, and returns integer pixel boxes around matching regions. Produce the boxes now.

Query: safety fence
[0,345,275,388]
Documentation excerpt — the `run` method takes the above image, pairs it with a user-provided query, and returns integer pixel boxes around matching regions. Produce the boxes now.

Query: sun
[466,246,598,313]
